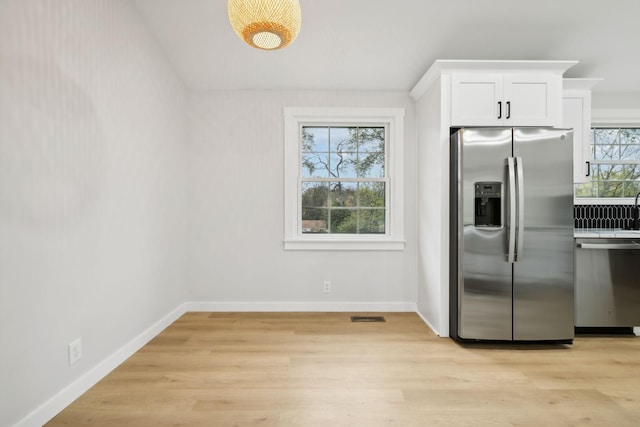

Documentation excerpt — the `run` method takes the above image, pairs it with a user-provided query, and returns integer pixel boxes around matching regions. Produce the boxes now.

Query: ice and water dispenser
[474,182,501,227]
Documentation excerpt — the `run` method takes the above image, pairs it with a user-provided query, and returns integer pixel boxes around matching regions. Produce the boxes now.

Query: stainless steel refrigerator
[449,128,574,343]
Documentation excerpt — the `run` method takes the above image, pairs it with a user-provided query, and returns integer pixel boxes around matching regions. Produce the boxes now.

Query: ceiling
[133,0,640,104]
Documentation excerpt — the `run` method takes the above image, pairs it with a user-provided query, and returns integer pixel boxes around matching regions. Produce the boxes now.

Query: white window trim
[283,107,405,250]
[575,109,640,205]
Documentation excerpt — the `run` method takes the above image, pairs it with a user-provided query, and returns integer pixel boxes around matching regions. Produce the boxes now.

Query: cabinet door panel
[503,74,559,127]
[563,95,591,183]
[451,74,503,126]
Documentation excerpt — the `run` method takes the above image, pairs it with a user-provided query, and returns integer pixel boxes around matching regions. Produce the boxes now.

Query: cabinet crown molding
[411,59,578,101]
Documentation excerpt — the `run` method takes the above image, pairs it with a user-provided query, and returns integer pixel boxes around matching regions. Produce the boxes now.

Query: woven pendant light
[228,0,301,50]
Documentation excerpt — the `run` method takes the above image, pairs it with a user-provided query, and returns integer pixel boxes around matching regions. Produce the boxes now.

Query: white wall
[415,78,449,335]
[0,1,188,425]
[188,91,417,308]
[593,92,640,109]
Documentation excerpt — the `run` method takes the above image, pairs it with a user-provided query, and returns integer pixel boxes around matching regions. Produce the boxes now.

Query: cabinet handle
[586,161,590,177]
[498,101,502,119]
[506,101,511,119]
[578,242,640,250]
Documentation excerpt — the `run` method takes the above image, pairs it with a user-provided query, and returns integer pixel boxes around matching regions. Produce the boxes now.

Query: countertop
[574,228,640,238]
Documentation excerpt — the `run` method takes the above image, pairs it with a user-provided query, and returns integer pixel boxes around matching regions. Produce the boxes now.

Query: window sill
[283,238,405,251]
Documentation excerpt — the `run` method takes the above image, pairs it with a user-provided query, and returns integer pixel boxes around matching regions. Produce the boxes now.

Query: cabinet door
[563,94,592,183]
[451,74,503,126]
[503,74,560,127]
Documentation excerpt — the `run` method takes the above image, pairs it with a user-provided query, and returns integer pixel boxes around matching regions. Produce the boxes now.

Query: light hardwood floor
[47,312,640,426]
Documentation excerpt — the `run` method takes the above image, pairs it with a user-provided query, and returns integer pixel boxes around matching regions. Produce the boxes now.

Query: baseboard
[14,303,187,427]
[415,309,442,337]
[185,301,417,312]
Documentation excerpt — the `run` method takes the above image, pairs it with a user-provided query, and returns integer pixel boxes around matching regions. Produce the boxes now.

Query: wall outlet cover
[68,337,82,365]
[323,280,331,293]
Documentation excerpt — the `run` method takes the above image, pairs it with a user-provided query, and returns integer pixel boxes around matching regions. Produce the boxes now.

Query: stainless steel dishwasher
[575,238,640,327]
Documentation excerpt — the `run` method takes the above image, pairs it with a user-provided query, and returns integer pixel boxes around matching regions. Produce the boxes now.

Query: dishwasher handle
[578,242,640,250]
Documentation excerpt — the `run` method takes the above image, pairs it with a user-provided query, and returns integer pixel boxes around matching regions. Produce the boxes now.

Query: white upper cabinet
[503,74,559,126]
[562,78,602,183]
[451,74,502,126]
[451,73,561,127]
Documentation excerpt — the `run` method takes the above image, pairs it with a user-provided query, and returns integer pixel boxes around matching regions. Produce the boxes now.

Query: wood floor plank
[46,312,640,426]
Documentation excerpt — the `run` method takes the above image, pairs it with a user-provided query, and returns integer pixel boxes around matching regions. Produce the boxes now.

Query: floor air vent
[351,316,386,323]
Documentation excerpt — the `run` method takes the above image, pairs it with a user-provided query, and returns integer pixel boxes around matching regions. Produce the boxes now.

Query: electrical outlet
[68,337,82,365]
[323,280,331,293]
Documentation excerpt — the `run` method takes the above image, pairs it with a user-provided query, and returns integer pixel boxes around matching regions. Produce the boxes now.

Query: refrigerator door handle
[515,156,525,262]
[507,157,516,263]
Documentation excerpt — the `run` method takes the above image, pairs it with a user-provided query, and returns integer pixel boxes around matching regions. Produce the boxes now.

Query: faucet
[633,192,640,230]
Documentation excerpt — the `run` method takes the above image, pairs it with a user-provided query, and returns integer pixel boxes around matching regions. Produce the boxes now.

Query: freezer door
[512,128,574,341]
[456,128,513,341]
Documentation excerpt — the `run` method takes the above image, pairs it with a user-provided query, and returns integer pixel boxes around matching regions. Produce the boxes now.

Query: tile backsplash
[574,204,638,229]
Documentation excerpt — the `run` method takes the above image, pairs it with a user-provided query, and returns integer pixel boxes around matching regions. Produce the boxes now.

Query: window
[284,108,404,250]
[575,128,640,198]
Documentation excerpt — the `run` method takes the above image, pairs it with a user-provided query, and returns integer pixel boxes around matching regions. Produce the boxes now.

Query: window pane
[329,152,357,178]
[623,165,640,181]
[620,128,640,144]
[357,152,385,178]
[623,182,640,197]
[594,165,623,181]
[330,209,357,234]
[598,181,624,198]
[301,153,330,177]
[330,182,357,207]
[359,182,385,207]
[359,209,385,234]
[575,182,596,198]
[358,127,385,153]
[357,128,384,178]
[594,144,617,161]
[301,182,329,208]
[301,177,328,233]
[301,208,327,234]
[330,127,356,152]
[302,127,329,152]
[593,128,618,145]
[620,144,640,160]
